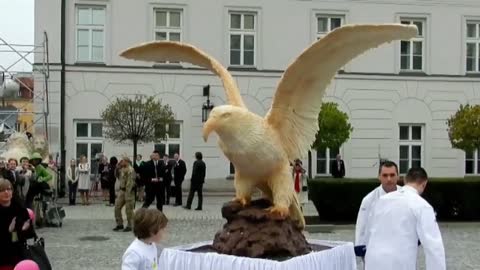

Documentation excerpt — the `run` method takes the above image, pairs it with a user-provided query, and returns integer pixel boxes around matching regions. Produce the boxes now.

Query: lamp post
[202,85,214,122]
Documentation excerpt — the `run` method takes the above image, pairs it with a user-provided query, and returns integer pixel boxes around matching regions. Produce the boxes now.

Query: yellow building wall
[5,99,34,133]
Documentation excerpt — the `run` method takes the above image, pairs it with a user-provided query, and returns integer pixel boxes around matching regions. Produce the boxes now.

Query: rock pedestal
[212,199,312,259]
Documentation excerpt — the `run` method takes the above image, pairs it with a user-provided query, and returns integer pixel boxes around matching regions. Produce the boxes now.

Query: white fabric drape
[158,239,356,270]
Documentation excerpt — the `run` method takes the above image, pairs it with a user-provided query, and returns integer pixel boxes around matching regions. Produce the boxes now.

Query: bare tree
[101,95,175,160]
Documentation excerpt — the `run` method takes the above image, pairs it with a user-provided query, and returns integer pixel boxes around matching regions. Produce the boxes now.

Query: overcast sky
[0,0,34,73]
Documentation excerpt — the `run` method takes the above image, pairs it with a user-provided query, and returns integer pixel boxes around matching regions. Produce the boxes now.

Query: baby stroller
[32,167,65,228]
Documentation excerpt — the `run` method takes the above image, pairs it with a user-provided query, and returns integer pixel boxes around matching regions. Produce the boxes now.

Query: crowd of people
[0,152,57,270]
[0,146,446,270]
[0,152,56,210]
[66,150,206,233]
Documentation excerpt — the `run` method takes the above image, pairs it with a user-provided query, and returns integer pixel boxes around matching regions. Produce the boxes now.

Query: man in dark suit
[162,154,174,205]
[185,152,206,211]
[142,151,165,211]
[330,154,346,178]
[172,153,187,206]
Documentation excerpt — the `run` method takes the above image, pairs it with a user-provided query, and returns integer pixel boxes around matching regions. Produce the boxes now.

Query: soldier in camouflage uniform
[113,157,136,232]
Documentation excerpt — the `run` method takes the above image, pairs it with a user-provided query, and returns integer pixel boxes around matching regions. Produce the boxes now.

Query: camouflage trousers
[114,190,135,228]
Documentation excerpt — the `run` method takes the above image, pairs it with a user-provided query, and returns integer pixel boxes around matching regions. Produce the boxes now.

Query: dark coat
[0,200,35,266]
[173,159,187,182]
[330,159,346,178]
[143,160,166,185]
[191,160,206,185]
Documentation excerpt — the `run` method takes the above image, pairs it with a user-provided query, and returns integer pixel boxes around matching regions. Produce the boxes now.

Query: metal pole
[59,0,67,197]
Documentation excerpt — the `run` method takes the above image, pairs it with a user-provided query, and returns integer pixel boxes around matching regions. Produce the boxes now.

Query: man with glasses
[355,161,400,258]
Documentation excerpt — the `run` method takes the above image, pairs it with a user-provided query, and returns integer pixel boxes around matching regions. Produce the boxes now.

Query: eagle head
[202,105,252,142]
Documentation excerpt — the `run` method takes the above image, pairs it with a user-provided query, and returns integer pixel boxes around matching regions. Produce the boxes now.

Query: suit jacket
[133,161,144,175]
[330,159,346,178]
[162,160,173,182]
[143,160,165,185]
[108,163,117,183]
[133,161,144,185]
[191,160,206,184]
[173,159,187,182]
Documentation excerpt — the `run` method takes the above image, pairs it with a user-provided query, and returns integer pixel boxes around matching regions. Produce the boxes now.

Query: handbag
[21,235,52,270]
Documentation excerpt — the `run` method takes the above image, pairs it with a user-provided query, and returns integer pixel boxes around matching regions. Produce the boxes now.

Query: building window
[465,149,480,174]
[153,9,182,64]
[466,21,480,72]
[316,147,339,175]
[399,124,423,174]
[75,121,104,173]
[154,121,182,158]
[229,12,256,67]
[154,9,182,42]
[316,15,344,39]
[76,5,106,63]
[400,19,425,71]
[76,122,103,138]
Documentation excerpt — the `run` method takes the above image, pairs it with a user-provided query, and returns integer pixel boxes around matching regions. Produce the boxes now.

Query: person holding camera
[16,157,33,202]
[0,178,35,270]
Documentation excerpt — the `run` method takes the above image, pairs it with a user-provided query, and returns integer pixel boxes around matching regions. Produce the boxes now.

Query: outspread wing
[120,41,245,107]
[265,24,418,160]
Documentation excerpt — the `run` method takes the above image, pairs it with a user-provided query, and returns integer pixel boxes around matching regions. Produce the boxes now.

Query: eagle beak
[202,118,216,142]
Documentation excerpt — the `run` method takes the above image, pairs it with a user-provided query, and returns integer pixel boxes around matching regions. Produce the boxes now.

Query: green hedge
[308,177,480,222]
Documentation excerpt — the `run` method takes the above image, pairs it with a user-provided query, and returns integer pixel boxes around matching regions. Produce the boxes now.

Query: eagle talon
[232,197,250,207]
[267,206,289,220]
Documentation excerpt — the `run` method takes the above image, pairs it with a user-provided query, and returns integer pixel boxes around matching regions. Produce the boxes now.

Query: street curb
[305,224,334,233]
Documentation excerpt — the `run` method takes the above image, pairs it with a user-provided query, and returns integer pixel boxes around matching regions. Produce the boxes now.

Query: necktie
[154,161,158,178]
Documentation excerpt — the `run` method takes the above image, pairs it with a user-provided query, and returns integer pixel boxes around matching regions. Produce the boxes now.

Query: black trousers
[174,179,184,205]
[68,181,78,204]
[142,182,164,212]
[25,181,51,209]
[186,182,203,209]
[109,180,116,205]
[164,178,173,204]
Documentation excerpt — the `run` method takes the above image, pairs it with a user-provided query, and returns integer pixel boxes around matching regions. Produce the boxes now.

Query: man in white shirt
[355,160,400,247]
[364,167,446,270]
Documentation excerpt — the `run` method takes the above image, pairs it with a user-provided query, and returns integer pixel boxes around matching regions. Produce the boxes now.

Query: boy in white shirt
[122,208,168,270]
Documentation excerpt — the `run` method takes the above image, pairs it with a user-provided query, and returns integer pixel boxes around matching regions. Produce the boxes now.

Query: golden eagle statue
[120,24,417,229]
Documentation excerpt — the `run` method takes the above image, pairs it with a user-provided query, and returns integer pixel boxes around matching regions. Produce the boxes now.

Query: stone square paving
[36,195,480,270]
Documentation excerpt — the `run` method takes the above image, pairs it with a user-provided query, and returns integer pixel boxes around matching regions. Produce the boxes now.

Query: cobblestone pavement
[37,196,480,270]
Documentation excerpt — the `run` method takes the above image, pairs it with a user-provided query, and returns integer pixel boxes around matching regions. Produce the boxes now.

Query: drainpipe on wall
[60,0,66,197]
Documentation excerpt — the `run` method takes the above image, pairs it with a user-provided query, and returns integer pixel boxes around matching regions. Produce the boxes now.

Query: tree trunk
[308,150,312,179]
[133,139,138,163]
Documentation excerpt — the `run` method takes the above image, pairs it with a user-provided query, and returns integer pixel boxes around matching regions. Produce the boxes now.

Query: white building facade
[35,0,480,179]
